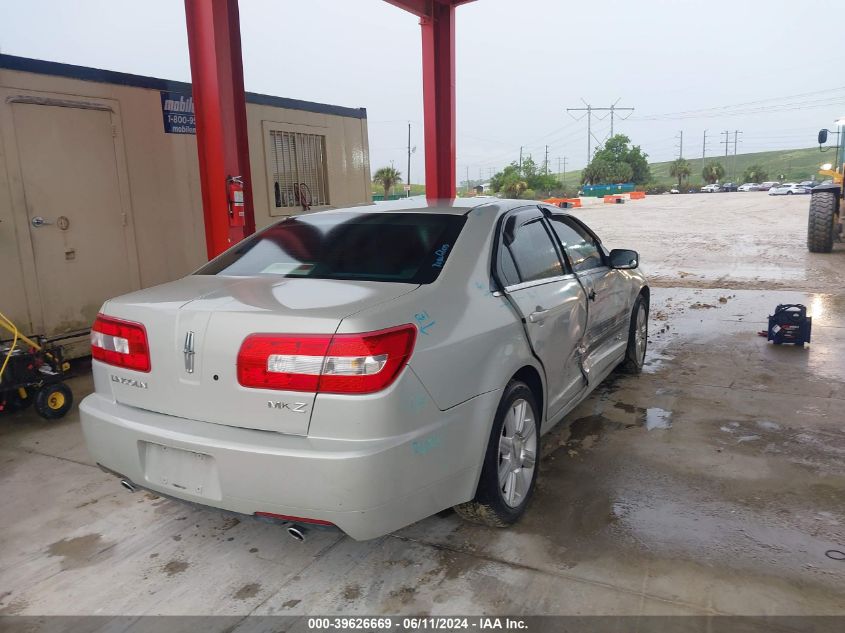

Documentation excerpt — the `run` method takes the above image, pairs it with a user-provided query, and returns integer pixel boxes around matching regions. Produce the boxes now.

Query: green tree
[581,135,650,185]
[490,159,557,199]
[670,158,692,189]
[742,164,768,183]
[702,162,725,184]
[372,166,402,198]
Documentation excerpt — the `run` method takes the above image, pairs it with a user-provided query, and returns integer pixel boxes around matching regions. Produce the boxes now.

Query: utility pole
[544,145,549,175]
[608,99,634,136]
[702,129,708,162]
[558,156,568,188]
[406,122,411,198]
[568,98,634,164]
[518,146,523,175]
[721,130,730,161]
[732,130,742,181]
[466,165,469,194]
[676,130,684,159]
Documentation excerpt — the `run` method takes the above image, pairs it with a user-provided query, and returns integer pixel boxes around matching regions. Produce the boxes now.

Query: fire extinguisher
[227,176,245,227]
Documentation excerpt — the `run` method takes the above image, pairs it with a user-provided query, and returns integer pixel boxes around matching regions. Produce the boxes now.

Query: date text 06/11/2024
[307,617,528,630]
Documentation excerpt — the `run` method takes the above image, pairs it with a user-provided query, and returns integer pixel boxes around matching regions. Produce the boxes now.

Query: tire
[786,190,793,195]
[34,383,73,420]
[807,191,838,253]
[619,294,648,374]
[0,388,33,415]
[454,380,540,527]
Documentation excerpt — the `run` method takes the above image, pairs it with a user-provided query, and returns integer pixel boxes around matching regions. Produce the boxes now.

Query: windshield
[197,212,466,284]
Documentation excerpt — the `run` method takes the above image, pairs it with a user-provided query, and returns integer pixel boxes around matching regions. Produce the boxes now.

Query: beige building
[0,55,371,355]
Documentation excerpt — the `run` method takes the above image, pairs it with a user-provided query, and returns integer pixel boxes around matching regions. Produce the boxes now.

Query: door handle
[31,216,53,228]
[528,308,550,323]
[588,289,597,301]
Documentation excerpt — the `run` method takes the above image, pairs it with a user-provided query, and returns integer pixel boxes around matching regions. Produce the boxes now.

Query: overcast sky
[2,0,844,184]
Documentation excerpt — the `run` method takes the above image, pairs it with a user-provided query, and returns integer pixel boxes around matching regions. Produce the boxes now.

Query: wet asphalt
[0,192,843,616]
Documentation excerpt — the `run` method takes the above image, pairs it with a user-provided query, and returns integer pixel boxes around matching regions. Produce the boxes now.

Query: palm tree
[743,164,768,184]
[670,158,691,190]
[373,166,402,199]
[702,161,725,184]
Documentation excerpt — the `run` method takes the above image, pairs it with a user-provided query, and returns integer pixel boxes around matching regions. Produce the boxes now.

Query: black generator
[767,304,812,346]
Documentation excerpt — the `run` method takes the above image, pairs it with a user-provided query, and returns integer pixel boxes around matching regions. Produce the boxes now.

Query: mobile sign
[160,91,196,134]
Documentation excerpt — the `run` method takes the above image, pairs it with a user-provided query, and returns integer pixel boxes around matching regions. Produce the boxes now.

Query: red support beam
[420,2,456,200]
[387,0,475,201]
[185,0,255,259]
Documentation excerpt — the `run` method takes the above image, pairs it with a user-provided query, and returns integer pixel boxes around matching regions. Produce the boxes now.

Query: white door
[11,100,139,339]
[498,208,588,421]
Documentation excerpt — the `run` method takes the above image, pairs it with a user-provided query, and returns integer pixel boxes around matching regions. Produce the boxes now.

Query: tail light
[237,325,416,394]
[91,314,151,372]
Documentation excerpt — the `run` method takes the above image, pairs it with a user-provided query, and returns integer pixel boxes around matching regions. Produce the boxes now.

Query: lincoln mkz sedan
[80,198,649,540]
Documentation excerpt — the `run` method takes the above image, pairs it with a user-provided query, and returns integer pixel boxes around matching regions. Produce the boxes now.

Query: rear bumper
[79,389,500,540]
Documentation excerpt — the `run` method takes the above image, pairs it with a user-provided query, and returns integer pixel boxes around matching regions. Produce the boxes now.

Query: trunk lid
[103,275,417,435]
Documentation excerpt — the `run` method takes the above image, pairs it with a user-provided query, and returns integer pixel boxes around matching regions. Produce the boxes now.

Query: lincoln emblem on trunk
[183,331,195,373]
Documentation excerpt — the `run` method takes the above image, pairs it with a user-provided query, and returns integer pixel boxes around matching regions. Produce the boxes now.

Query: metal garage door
[11,100,140,342]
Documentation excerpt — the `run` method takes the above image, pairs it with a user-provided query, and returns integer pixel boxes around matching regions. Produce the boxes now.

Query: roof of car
[312,197,529,217]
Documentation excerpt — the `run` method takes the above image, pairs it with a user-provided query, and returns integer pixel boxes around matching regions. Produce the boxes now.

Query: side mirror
[609,248,639,269]
[818,129,829,145]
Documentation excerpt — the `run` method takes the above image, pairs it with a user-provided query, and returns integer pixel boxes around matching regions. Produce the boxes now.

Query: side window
[499,246,520,287]
[505,218,564,284]
[549,217,604,273]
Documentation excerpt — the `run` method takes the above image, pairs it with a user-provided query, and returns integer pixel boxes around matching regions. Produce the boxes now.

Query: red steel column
[420,2,456,200]
[185,0,255,259]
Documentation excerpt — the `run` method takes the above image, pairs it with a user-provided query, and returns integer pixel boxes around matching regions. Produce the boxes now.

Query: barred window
[269,130,329,208]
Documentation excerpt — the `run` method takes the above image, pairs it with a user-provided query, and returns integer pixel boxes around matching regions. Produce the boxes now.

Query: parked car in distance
[80,198,650,540]
[669,187,680,194]
[738,183,759,192]
[798,180,816,190]
[701,183,721,193]
[720,182,738,192]
[769,182,809,195]
[757,181,780,191]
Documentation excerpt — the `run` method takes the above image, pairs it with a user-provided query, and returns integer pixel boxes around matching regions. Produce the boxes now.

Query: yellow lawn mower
[0,311,74,420]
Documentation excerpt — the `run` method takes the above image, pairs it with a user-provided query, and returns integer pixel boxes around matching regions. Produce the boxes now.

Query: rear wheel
[454,380,539,527]
[0,388,33,415]
[807,191,838,253]
[34,383,73,420]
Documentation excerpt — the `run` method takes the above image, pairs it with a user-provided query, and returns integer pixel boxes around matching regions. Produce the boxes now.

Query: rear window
[197,212,466,284]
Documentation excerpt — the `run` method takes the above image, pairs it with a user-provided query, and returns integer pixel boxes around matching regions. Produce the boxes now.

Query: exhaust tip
[287,525,308,542]
[120,478,138,493]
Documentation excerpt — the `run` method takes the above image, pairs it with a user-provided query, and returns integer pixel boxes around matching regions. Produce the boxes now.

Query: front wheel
[619,294,648,374]
[454,381,539,527]
[807,191,838,253]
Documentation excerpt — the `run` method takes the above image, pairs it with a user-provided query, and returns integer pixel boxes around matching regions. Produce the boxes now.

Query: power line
[567,98,634,164]
[631,86,845,120]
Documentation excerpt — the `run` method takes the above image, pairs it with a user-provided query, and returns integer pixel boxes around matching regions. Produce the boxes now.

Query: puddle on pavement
[645,407,672,430]
[608,402,673,431]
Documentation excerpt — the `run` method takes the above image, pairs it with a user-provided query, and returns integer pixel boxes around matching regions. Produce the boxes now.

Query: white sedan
[769,183,809,195]
[738,183,759,192]
[80,198,650,540]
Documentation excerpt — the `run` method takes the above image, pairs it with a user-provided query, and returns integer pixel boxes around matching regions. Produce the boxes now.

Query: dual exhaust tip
[118,477,309,542]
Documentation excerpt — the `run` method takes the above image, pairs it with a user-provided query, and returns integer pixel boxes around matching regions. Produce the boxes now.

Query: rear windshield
[197,212,466,284]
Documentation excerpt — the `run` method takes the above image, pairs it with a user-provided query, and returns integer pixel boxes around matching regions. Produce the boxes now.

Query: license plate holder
[142,442,221,500]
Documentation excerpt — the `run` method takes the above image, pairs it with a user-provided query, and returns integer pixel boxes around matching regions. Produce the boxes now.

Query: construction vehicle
[807,125,844,252]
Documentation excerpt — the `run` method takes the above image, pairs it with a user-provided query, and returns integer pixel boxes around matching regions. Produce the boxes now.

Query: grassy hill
[383,147,827,196]
[645,147,825,188]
